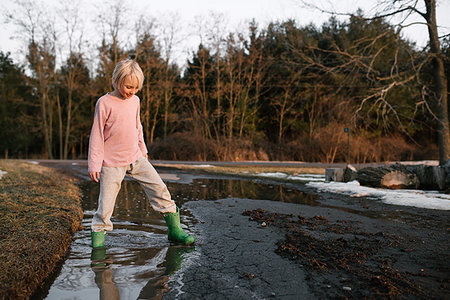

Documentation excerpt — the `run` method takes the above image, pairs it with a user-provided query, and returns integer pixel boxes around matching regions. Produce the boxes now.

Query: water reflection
[80,177,320,214]
[91,248,119,300]
[166,177,319,206]
[90,246,193,300]
[45,174,317,299]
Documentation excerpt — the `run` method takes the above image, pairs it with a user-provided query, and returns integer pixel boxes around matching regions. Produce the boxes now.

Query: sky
[1,0,450,68]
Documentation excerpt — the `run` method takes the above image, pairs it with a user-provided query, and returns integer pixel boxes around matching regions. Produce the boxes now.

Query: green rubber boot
[91,230,106,248]
[163,207,194,245]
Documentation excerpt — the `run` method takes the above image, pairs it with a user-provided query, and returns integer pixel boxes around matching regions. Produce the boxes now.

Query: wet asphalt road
[38,159,449,299]
[167,199,315,299]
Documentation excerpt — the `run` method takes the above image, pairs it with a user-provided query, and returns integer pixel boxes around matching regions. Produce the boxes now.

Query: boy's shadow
[91,245,194,300]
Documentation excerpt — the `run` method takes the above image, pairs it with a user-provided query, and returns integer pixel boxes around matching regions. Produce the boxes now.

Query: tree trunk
[357,165,419,189]
[424,0,450,165]
[56,91,63,159]
[64,89,73,159]
[216,54,222,139]
[40,91,53,159]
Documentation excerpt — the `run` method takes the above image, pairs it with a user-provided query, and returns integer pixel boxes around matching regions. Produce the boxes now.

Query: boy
[88,58,194,248]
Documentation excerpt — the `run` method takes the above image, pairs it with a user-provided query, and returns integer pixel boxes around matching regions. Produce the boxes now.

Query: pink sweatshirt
[88,93,148,172]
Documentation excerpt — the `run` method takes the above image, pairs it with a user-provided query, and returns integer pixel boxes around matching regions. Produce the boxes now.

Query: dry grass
[0,160,83,299]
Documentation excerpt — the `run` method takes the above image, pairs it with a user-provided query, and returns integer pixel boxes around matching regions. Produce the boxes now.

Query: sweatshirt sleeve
[88,99,106,172]
[136,99,148,156]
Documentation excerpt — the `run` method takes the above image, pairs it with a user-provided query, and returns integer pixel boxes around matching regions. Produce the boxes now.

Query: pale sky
[1,0,449,68]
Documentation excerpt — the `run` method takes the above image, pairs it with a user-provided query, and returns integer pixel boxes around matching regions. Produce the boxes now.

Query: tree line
[1,0,448,163]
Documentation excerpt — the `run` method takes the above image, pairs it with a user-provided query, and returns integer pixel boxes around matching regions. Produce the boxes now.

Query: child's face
[118,76,139,99]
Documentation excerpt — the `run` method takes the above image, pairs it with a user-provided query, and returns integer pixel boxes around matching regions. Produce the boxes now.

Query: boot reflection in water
[138,245,195,299]
[163,245,195,275]
[91,248,119,300]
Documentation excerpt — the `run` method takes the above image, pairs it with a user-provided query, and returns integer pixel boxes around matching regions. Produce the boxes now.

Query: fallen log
[343,165,357,182]
[357,165,419,189]
[405,165,445,190]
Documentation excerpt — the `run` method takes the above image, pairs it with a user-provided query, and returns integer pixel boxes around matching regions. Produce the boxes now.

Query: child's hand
[89,171,100,183]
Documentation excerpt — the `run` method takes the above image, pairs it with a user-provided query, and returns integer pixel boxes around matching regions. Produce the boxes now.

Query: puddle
[43,172,318,299]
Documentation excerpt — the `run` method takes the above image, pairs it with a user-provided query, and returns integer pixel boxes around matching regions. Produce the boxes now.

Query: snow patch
[391,160,438,166]
[307,181,450,211]
[288,174,325,182]
[0,170,7,179]
[257,172,287,178]
[257,172,325,182]
[27,161,39,165]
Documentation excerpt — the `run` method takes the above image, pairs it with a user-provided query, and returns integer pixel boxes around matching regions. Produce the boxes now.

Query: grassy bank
[0,160,83,299]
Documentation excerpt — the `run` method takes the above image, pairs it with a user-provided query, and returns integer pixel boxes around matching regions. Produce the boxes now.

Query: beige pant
[91,156,176,232]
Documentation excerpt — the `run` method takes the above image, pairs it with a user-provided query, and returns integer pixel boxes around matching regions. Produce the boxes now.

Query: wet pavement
[40,162,320,299]
[38,161,449,299]
[165,199,315,299]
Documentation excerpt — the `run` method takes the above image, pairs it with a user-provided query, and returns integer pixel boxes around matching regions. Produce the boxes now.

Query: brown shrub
[148,129,434,163]
[148,132,269,161]
[149,132,218,161]
[350,135,416,163]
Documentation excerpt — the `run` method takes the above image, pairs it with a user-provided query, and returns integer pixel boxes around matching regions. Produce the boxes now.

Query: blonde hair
[112,58,144,91]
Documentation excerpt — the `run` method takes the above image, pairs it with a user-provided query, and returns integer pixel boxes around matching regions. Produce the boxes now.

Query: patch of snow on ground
[257,172,325,182]
[307,181,450,211]
[393,160,438,166]
[27,161,40,165]
[0,170,7,179]
[288,174,325,182]
[256,172,287,179]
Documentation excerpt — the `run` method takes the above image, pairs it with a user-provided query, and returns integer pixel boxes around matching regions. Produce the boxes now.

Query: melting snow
[0,170,7,179]
[307,181,450,211]
[257,172,287,178]
[257,172,325,182]
[255,171,449,210]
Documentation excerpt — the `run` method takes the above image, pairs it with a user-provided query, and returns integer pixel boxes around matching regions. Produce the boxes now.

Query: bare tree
[239,22,268,138]
[6,0,57,158]
[300,0,449,164]
[95,0,129,94]
[57,0,86,159]
[206,12,228,140]
[134,15,161,144]
[158,13,183,139]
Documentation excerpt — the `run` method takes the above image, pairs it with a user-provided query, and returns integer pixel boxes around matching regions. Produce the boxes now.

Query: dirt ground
[243,208,449,299]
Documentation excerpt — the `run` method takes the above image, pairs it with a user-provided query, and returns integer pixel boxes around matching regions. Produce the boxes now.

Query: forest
[1,0,449,163]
